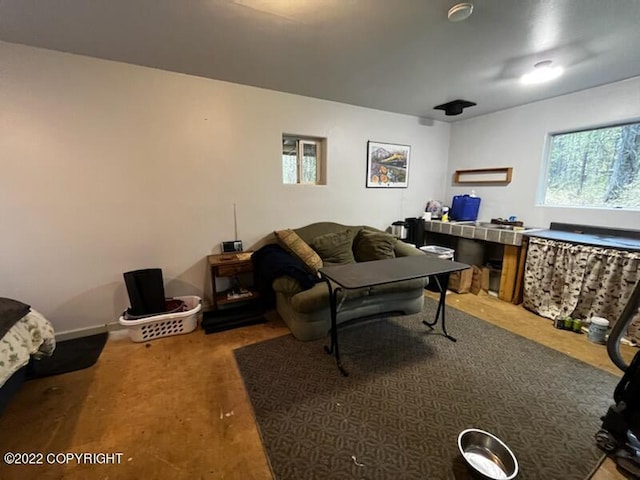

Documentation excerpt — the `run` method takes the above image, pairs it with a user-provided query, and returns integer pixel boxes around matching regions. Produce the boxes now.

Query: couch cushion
[274,229,323,274]
[272,276,304,296]
[353,229,397,262]
[394,240,426,257]
[290,281,371,313]
[369,278,426,295]
[310,229,356,266]
[294,222,366,244]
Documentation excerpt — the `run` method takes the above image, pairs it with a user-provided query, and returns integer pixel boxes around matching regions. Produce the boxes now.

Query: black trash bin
[123,268,166,316]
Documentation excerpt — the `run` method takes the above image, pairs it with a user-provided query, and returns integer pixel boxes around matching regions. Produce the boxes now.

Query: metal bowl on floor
[458,429,519,479]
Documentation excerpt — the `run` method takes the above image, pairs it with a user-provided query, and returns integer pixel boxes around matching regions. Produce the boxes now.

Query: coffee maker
[403,217,425,247]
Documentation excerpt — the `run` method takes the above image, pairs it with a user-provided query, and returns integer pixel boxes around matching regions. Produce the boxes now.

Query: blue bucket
[450,195,481,221]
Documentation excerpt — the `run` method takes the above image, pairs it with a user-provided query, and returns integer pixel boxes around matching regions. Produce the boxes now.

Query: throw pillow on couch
[274,229,323,274]
[353,229,397,262]
[309,229,356,266]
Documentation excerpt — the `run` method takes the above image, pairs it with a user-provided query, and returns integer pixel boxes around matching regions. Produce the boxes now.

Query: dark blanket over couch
[252,244,320,307]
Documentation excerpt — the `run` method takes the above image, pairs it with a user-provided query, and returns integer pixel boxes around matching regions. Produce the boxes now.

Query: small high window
[540,121,640,209]
[282,135,326,185]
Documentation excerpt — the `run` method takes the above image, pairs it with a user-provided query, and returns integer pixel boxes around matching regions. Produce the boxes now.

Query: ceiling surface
[1,0,640,121]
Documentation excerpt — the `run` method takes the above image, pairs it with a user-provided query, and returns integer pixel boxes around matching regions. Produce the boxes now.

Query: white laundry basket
[118,295,202,342]
[420,245,455,260]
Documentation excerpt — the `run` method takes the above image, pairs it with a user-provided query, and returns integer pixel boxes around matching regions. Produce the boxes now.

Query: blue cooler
[450,195,481,221]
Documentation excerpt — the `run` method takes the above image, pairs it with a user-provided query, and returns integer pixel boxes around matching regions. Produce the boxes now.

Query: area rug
[234,299,617,480]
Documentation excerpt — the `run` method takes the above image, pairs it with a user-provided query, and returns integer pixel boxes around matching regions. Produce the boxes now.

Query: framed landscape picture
[366,141,410,188]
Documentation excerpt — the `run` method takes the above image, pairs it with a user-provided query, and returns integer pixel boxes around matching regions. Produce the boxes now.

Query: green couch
[271,222,427,341]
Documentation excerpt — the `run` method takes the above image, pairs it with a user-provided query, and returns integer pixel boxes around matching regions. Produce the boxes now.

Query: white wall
[447,77,640,229]
[0,41,450,334]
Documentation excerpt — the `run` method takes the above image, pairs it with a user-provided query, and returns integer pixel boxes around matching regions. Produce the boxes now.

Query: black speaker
[123,268,166,316]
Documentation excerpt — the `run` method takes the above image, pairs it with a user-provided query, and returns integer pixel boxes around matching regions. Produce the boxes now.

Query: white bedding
[0,309,56,388]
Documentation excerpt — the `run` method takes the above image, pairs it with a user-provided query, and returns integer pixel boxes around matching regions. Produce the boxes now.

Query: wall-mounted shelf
[454,167,513,184]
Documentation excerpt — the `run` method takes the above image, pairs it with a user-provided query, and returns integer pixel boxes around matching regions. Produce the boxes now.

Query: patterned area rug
[234,298,617,480]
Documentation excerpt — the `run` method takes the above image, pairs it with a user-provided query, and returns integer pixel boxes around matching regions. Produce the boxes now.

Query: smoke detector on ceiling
[434,99,477,116]
[448,2,474,22]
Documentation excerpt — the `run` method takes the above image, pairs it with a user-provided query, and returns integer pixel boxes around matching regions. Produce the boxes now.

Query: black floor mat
[27,332,108,379]
[202,305,265,334]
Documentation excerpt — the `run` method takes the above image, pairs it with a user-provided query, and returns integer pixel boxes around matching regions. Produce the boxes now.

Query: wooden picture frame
[366,141,410,188]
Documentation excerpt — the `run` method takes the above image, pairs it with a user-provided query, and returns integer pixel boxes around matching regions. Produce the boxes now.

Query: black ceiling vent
[434,99,477,116]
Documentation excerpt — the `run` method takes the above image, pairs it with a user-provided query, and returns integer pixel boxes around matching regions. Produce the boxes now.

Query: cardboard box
[470,265,483,295]
[481,266,491,292]
[448,267,473,293]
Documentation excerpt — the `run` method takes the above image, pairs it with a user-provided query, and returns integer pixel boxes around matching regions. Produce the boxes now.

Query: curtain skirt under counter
[523,237,640,343]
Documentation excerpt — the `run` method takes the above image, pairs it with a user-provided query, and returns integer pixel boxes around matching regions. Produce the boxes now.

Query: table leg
[323,281,348,376]
[422,273,456,342]
[438,274,456,342]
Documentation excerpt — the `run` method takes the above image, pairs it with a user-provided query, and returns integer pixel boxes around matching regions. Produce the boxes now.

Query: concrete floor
[0,293,634,480]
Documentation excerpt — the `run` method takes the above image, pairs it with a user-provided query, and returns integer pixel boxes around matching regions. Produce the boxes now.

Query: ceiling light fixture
[434,99,477,116]
[520,60,563,85]
[448,2,474,22]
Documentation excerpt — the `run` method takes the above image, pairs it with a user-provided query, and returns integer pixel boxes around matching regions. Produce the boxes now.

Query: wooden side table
[207,252,260,310]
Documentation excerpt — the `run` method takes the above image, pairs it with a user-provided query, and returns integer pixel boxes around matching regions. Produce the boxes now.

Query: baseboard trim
[55,322,123,342]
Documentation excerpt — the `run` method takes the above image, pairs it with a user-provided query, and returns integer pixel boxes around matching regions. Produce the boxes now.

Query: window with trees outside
[282,135,326,185]
[541,121,640,209]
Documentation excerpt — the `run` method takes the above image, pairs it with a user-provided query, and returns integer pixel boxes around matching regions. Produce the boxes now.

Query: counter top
[524,229,640,252]
[424,220,535,246]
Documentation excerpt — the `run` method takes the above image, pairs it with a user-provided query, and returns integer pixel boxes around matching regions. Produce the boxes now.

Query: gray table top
[524,229,640,252]
[319,255,469,290]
